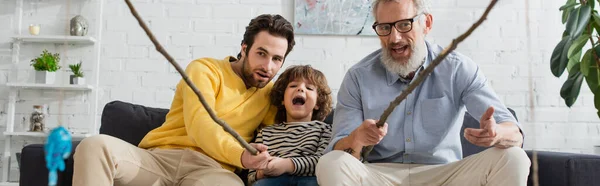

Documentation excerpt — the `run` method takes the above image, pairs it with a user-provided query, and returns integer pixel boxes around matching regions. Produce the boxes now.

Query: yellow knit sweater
[138,56,276,172]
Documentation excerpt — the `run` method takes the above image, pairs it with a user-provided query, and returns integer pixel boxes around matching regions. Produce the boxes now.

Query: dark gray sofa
[18,100,600,186]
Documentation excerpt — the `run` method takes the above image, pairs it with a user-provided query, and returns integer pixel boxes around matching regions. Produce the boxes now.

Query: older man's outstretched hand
[464,107,502,148]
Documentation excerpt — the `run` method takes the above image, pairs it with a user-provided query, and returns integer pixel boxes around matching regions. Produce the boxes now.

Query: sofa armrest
[526,150,600,186]
[20,141,81,186]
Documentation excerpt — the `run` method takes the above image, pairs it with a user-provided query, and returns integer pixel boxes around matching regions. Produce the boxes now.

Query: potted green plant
[69,61,85,85]
[30,49,61,84]
[552,0,600,114]
[553,0,600,154]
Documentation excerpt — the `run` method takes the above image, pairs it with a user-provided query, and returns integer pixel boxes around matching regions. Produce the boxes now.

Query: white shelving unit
[3,132,91,139]
[1,0,104,184]
[6,82,94,91]
[0,182,18,186]
[11,35,97,45]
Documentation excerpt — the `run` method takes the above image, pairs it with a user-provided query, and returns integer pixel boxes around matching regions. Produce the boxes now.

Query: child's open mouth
[292,96,306,105]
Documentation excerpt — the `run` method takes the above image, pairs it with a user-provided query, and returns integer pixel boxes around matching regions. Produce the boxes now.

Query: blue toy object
[44,126,72,186]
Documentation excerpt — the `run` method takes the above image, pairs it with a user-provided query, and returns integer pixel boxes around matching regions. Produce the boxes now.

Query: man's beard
[241,57,269,88]
[380,40,427,78]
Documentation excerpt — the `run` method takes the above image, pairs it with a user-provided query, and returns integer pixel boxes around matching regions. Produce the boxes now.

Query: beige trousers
[72,134,243,186]
[316,147,531,186]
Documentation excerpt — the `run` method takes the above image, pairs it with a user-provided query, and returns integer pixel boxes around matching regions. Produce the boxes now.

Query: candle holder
[29,24,40,35]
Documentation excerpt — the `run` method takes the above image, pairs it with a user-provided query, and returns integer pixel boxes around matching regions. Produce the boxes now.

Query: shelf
[4,132,91,138]
[6,83,93,91]
[11,35,96,44]
[0,182,17,186]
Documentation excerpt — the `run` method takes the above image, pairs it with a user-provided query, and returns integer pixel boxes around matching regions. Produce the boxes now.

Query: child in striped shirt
[248,65,333,186]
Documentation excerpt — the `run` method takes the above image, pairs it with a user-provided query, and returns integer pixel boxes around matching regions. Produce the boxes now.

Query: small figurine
[44,126,72,186]
[70,15,88,36]
[29,105,44,132]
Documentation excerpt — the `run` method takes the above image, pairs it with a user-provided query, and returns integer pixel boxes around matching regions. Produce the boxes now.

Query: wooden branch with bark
[123,0,259,155]
[360,0,500,161]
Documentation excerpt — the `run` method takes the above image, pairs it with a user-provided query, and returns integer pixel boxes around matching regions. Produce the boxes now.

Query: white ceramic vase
[35,71,55,84]
[70,75,85,85]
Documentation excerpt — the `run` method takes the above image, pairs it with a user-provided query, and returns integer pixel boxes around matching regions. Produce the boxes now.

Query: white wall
[0,0,598,182]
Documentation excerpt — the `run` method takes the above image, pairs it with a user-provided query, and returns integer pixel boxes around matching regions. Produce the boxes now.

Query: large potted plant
[552,0,600,116]
[69,61,85,85]
[553,0,600,155]
[30,49,61,84]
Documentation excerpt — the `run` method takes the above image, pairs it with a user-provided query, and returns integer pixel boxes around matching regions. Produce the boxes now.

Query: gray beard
[380,41,427,78]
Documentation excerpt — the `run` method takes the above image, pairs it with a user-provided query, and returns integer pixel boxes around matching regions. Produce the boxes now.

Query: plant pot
[70,75,85,85]
[35,71,55,84]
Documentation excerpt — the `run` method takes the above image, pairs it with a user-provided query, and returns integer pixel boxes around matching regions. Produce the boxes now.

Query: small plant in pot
[69,61,85,85]
[30,49,61,84]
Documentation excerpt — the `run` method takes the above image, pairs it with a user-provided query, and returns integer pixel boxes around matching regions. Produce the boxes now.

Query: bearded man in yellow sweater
[72,14,295,186]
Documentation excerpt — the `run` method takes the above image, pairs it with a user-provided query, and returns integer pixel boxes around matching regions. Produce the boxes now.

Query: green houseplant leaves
[69,62,84,77]
[30,49,61,72]
[560,65,584,107]
[566,4,591,39]
[551,37,571,77]
[553,0,600,117]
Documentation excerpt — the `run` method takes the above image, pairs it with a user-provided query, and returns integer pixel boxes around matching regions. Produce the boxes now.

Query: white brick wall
[1,0,600,181]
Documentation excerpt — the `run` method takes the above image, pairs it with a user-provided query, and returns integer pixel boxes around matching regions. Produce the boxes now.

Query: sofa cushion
[100,100,169,146]
[526,150,600,186]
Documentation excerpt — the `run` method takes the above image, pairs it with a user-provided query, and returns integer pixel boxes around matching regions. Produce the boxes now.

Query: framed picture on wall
[294,0,377,36]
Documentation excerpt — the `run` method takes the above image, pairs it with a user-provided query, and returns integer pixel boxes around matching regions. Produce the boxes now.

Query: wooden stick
[360,0,500,161]
[532,150,539,186]
[123,0,258,155]
[525,0,538,185]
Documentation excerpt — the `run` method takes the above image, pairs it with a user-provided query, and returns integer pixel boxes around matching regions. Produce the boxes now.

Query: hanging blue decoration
[44,126,72,186]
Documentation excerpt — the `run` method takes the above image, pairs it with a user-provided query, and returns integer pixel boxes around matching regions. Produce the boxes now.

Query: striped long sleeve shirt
[248,120,332,183]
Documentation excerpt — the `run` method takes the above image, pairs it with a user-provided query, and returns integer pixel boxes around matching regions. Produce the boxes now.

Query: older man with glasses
[315,0,530,186]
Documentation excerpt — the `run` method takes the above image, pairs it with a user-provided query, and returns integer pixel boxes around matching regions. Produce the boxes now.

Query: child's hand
[256,170,265,180]
[263,157,295,177]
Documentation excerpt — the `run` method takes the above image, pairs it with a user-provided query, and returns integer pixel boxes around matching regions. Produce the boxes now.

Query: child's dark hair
[270,65,332,123]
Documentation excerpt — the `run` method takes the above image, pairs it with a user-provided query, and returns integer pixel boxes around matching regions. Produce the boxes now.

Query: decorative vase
[29,105,45,132]
[35,71,55,84]
[70,75,85,85]
[70,15,88,36]
[29,24,40,35]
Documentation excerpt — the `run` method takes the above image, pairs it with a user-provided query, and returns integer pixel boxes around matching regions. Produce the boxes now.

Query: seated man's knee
[317,151,368,186]
[75,134,114,157]
[316,150,356,177]
[489,147,530,174]
[503,147,531,167]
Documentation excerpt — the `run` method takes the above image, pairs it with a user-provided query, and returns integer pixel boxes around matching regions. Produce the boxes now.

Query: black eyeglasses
[372,13,424,36]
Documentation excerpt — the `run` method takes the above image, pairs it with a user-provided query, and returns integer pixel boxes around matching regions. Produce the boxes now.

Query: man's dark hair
[237,14,295,60]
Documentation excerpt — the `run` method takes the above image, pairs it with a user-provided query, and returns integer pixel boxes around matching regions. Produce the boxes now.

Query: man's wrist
[240,149,247,169]
[496,122,523,147]
[348,131,363,148]
[343,133,363,158]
